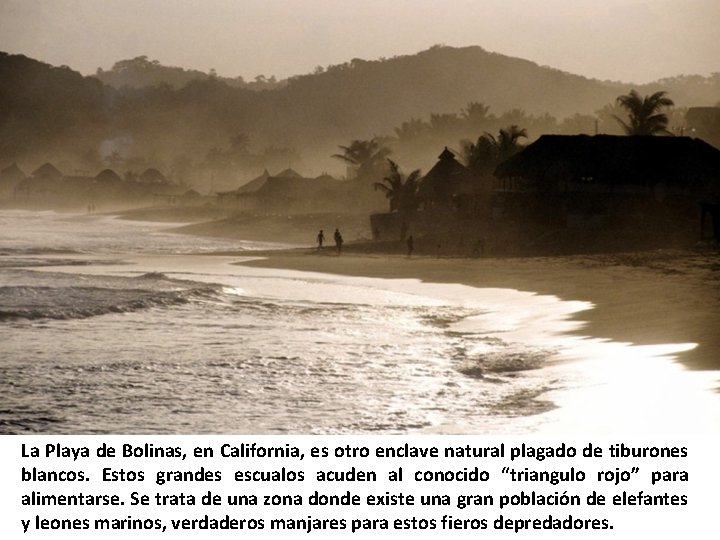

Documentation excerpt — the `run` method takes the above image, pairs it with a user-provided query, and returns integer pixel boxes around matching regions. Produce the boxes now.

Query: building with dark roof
[491,134,720,239]
[216,168,348,213]
[420,147,475,206]
[139,168,167,183]
[31,163,63,181]
[495,135,720,198]
[95,169,122,183]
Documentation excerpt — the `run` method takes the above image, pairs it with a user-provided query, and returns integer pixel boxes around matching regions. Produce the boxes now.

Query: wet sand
[236,248,720,371]
[153,209,720,372]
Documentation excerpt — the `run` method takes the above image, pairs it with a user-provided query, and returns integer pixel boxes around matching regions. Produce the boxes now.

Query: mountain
[94,55,284,91]
[0,53,109,164]
[1,46,719,186]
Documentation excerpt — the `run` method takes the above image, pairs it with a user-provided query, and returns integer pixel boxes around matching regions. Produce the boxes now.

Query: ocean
[1,210,718,435]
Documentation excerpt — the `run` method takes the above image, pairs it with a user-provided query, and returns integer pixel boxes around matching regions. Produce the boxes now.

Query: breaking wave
[0,274,222,322]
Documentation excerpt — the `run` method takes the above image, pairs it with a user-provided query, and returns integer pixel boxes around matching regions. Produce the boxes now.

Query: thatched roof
[139,168,167,183]
[0,163,26,182]
[273,167,303,179]
[255,174,341,199]
[31,163,62,180]
[496,135,720,187]
[237,169,270,193]
[420,147,472,201]
[95,169,122,183]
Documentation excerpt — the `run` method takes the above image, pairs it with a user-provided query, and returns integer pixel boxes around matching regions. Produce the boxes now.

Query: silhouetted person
[406,235,414,257]
[334,228,343,254]
[317,229,325,250]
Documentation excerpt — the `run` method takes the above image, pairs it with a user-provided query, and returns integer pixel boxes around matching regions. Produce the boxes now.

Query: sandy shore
[236,247,720,371]
[116,208,720,372]
[103,205,374,247]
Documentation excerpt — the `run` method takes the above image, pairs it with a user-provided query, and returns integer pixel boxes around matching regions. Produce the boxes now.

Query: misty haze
[1,2,720,436]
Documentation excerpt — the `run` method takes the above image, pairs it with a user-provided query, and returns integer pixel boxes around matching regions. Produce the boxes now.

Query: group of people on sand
[316,228,343,254]
[316,227,416,258]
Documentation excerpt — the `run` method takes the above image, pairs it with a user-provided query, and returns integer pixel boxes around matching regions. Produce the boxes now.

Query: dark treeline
[1,46,719,192]
[95,56,284,91]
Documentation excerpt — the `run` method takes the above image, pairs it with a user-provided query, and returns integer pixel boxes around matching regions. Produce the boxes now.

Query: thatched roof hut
[1,163,26,181]
[237,169,270,193]
[95,169,122,183]
[420,147,474,204]
[253,170,344,213]
[495,135,720,195]
[139,168,167,183]
[31,163,62,181]
[0,163,26,185]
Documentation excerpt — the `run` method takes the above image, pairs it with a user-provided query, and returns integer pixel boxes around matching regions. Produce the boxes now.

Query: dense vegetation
[1,46,718,192]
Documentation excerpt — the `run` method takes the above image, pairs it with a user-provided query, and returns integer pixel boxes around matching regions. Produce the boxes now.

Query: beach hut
[95,169,122,183]
[419,147,474,207]
[253,169,344,213]
[237,169,270,193]
[494,134,720,234]
[495,135,720,196]
[31,163,63,181]
[139,168,167,184]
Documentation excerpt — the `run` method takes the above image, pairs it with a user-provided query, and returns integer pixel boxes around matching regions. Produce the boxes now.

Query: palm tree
[429,113,462,138]
[462,124,528,173]
[485,125,528,162]
[373,159,421,213]
[393,118,430,143]
[461,135,497,174]
[461,102,492,128]
[332,138,391,180]
[614,90,674,135]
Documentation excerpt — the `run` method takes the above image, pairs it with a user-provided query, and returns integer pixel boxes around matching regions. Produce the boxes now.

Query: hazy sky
[1,0,718,83]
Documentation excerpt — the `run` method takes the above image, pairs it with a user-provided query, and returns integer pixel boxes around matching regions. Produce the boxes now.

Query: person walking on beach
[317,229,325,250]
[406,235,414,257]
[334,228,343,255]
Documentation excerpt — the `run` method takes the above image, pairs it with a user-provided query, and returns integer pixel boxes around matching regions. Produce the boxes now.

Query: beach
[161,209,720,372]
[236,247,720,371]
[2,210,719,435]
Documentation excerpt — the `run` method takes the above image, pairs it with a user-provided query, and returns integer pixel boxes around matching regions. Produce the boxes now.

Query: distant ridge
[1,46,719,178]
[94,55,284,91]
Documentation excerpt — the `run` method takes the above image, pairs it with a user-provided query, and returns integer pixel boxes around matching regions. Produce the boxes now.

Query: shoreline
[235,247,720,372]
[7,207,720,372]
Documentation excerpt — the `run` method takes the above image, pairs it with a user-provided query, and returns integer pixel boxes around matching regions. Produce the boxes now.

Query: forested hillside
[2,46,718,189]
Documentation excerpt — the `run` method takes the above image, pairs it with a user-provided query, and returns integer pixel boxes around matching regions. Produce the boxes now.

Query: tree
[332,138,391,180]
[462,125,527,176]
[485,125,528,162]
[393,118,430,143]
[461,135,498,175]
[373,159,421,213]
[428,113,462,138]
[461,102,492,129]
[614,90,674,135]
